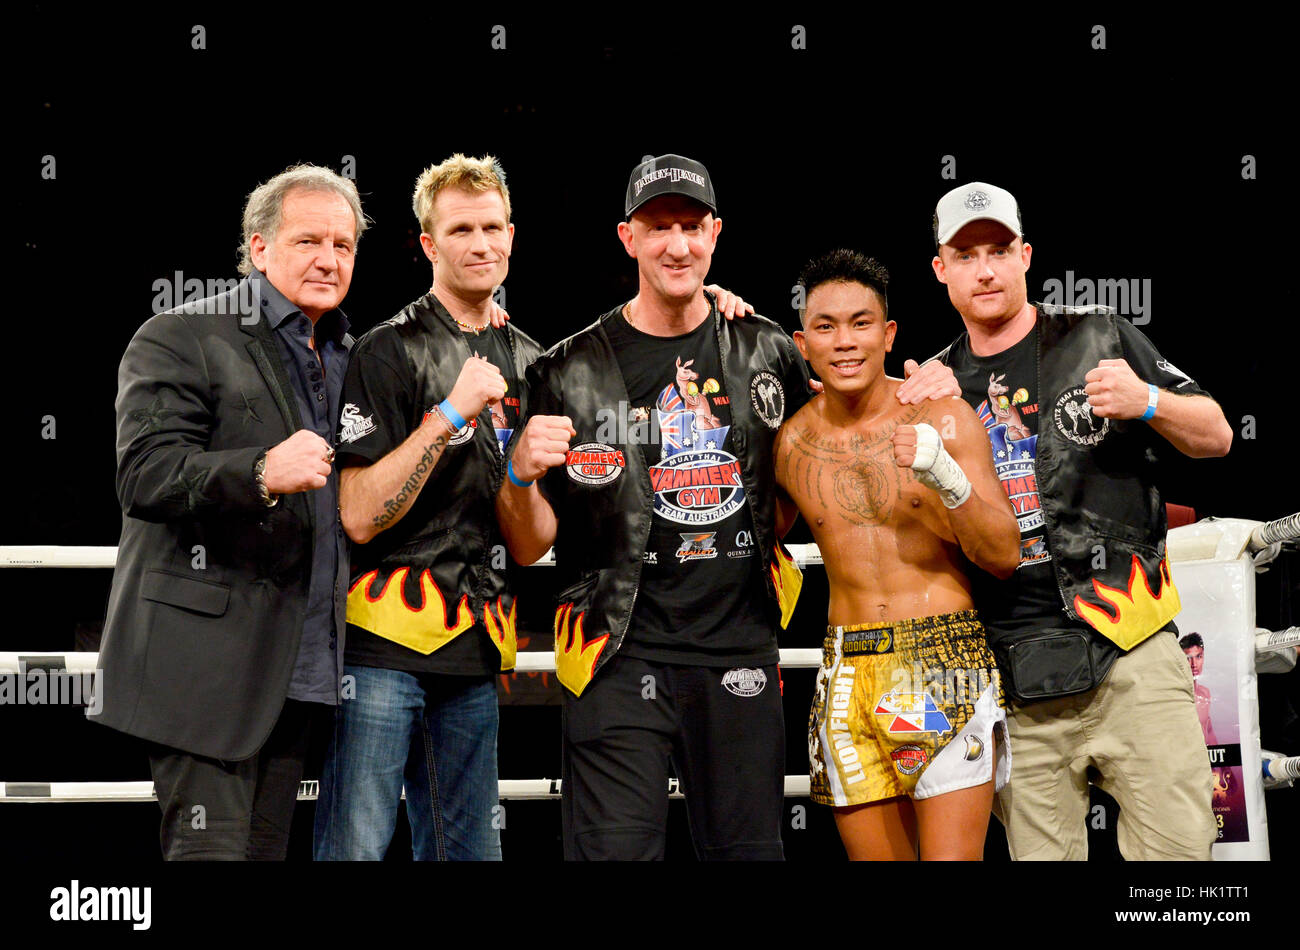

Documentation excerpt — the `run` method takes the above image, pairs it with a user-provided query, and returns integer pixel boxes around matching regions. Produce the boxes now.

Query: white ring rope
[1256,626,1300,654]
[0,776,815,803]
[0,546,120,568]
[0,645,822,804]
[3,535,1293,805]
[1261,753,1300,789]
[1,650,823,674]
[0,544,825,569]
[1248,512,1300,552]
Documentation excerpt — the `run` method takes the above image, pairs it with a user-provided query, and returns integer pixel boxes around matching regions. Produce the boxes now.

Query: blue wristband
[438,398,467,431]
[507,458,534,488]
[1140,383,1158,421]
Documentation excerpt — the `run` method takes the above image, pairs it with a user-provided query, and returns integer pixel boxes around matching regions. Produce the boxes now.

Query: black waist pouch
[993,630,1107,705]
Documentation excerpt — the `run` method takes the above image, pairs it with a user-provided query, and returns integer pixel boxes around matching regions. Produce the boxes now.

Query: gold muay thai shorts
[808,609,1011,807]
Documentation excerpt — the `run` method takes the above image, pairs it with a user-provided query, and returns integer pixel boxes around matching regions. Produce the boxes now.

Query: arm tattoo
[372,433,448,530]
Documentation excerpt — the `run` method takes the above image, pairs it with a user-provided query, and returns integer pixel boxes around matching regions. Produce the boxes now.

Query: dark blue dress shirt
[255,271,351,705]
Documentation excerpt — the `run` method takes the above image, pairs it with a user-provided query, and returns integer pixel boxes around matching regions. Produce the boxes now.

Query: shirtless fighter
[1180,633,1217,745]
[775,249,1020,860]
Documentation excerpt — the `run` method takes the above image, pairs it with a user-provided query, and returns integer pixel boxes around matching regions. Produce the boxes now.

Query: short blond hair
[412,154,512,234]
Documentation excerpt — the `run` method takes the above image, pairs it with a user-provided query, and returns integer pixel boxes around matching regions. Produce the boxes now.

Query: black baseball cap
[624,153,718,218]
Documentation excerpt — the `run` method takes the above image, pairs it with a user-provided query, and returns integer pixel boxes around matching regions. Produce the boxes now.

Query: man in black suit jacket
[90,164,365,860]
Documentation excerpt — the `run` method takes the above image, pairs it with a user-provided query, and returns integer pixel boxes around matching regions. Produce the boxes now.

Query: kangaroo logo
[674,357,722,430]
[987,372,1031,441]
[657,356,727,457]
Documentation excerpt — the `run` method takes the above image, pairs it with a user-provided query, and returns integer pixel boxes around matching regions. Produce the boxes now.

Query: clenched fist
[1084,358,1149,419]
[892,422,971,509]
[510,415,576,484]
[263,429,333,494]
[892,424,923,469]
[444,355,508,428]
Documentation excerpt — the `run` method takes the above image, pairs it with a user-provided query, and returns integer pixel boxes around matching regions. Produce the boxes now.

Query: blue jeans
[313,665,502,860]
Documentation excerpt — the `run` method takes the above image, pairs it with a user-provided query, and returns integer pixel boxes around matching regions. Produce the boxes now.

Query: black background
[6,4,1296,923]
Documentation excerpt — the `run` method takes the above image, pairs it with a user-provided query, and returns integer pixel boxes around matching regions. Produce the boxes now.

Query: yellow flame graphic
[346,567,475,655]
[483,596,518,672]
[553,602,608,697]
[1073,555,1181,650]
[769,544,803,629]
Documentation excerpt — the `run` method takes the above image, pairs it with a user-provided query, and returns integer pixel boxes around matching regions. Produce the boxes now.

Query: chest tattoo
[780,406,927,527]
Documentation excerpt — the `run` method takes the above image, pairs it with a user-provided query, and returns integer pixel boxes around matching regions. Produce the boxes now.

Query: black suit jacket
[90,282,351,760]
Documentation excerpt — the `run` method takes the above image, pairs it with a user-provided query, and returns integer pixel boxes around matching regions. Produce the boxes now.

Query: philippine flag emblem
[874,689,953,735]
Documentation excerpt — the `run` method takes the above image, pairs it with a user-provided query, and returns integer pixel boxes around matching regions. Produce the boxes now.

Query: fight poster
[1168,521,1270,860]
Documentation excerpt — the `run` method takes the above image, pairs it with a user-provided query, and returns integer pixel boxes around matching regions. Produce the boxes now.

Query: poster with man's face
[1170,562,1257,849]
[1180,634,1238,747]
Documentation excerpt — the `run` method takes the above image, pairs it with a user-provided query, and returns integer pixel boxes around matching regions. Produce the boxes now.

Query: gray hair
[238,164,368,276]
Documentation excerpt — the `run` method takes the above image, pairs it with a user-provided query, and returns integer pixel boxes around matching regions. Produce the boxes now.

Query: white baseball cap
[933,182,1022,246]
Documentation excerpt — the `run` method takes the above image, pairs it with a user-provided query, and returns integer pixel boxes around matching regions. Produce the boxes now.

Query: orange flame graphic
[553,602,608,697]
[346,567,474,654]
[1073,555,1181,650]
[483,596,518,672]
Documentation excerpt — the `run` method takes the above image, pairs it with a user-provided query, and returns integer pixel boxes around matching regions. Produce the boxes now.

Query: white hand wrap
[909,422,972,509]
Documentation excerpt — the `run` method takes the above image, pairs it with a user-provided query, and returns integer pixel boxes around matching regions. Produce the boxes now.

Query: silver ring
[324,447,336,463]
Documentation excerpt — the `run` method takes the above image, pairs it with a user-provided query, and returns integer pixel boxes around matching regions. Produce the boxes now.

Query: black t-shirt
[604,307,777,665]
[948,312,1213,643]
[949,326,1068,637]
[466,325,522,457]
[337,318,520,676]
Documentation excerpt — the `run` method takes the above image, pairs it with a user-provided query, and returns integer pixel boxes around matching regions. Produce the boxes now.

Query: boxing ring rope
[1248,513,1300,551]
[0,776,815,804]
[0,639,822,801]
[0,650,823,675]
[3,517,1298,806]
[0,542,822,805]
[0,543,827,570]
